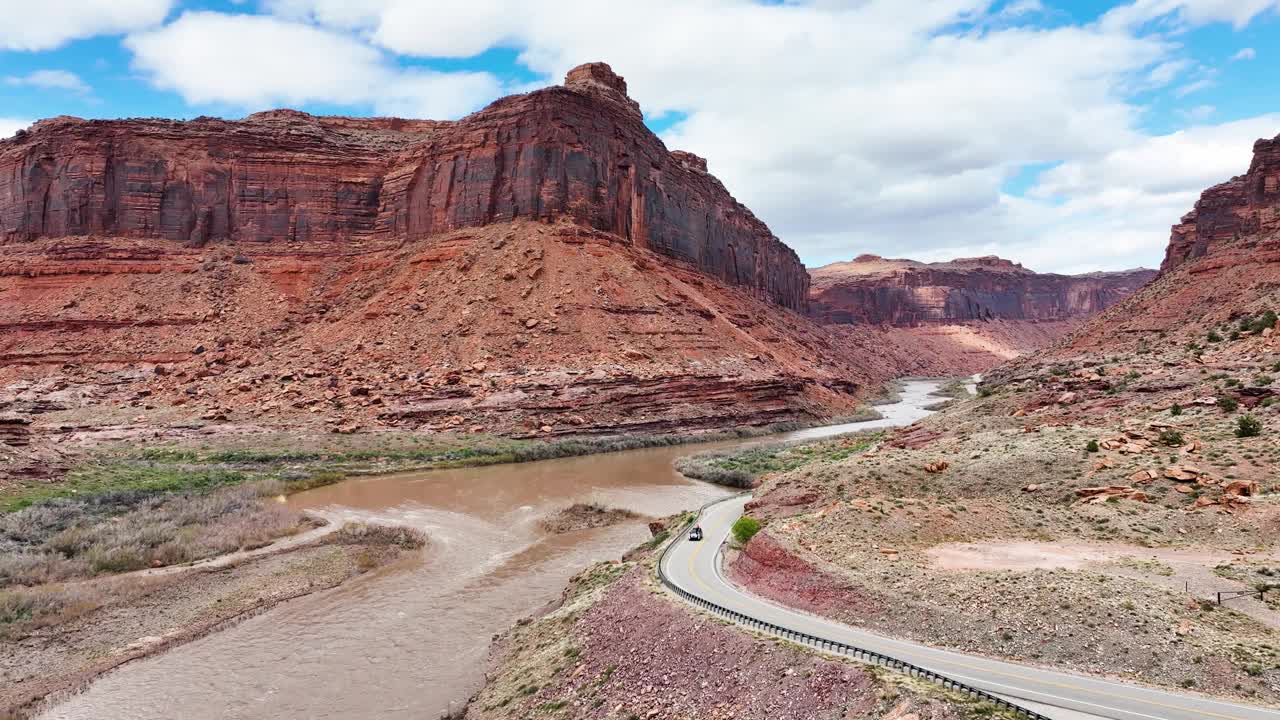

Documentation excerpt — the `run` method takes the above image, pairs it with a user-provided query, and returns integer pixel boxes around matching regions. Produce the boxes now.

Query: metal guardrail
[657,499,1053,720]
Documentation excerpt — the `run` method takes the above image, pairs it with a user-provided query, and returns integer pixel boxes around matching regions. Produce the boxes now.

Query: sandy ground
[928,540,1280,631]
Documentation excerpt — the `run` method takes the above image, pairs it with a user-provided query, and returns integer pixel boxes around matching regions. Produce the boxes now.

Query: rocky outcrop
[808,255,1154,326]
[1054,130,1280,352]
[1162,133,1280,274]
[0,63,807,310]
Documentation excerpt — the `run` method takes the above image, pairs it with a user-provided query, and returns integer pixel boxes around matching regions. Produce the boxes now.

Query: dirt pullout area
[466,543,1017,720]
[539,503,639,534]
[2,523,423,718]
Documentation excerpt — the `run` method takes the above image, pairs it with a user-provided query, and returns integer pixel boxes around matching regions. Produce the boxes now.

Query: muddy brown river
[41,380,945,719]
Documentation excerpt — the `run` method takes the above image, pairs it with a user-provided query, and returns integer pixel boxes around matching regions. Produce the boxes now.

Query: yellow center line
[685,516,729,604]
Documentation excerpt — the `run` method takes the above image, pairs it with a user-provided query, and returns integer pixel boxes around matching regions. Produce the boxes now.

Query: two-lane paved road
[662,495,1280,720]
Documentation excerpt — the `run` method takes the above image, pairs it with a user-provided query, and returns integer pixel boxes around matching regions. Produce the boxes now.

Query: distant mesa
[808,255,1155,327]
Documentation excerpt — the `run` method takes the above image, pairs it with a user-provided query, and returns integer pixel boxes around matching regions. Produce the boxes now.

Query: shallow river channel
[42,379,946,719]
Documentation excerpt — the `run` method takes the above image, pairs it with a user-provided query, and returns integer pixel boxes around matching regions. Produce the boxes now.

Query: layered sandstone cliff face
[808,255,1155,326]
[1162,134,1280,274]
[0,62,806,310]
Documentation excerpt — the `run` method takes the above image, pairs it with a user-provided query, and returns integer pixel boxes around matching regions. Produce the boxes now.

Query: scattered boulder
[1223,480,1260,497]
[1128,469,1157,485]
[1076,486,1151,504]
[1164,465,1202,482]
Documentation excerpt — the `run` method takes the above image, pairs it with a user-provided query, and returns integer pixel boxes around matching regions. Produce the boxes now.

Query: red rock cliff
[808,255,1155,326]
[1162,133,1280,274]
[0,62,808,310]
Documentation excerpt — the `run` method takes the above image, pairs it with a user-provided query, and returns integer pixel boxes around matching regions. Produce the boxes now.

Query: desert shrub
[1256,375,1274,386]
[334,522,427,549]
[1252,310,1278,332]
[0,591,37,624]
[1170,403,1183,416]
[0,585,102,631]
[1231,331,1242,341]
[1159,429,1185,447]
[1218,396,1239,412]
[1225,378,1241,387]
[731,516,762,545]
[1206,330,1222,342]
[1237,415,1263,438]
[85,544,148,573]
[1085,440,1100,453]
[0,552,87,588]
[674,457,754,488]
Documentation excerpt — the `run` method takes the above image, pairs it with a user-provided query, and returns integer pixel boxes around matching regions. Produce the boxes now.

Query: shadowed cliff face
[1163,134,1280,274]
[807,255,1155,327]
[0,63,808,311]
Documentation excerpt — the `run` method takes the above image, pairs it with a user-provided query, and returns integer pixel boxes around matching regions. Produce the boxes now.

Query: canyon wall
[0,63,807,310]
[1056,131,1280,353]
[1162,134,1280,274]
[808,255,1154,326]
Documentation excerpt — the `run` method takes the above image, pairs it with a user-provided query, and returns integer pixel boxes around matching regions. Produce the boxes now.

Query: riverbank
[2,523,424,719]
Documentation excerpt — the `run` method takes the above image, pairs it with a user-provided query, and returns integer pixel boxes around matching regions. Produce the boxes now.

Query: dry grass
[0,583,109,635]
[0,480,308,587]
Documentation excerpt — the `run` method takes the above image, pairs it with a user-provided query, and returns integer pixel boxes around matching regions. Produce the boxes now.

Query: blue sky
[2,1,1277,273]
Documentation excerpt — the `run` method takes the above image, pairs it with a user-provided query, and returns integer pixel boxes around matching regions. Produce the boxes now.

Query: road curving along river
[40,379,946,720]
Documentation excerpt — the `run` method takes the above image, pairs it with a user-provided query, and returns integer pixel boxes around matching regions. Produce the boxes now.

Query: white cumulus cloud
[1233,47,1258,60]
[0,0,173,51]
[5,70,91,95]
[125,12,502,119]
[1102,0,1280,30]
